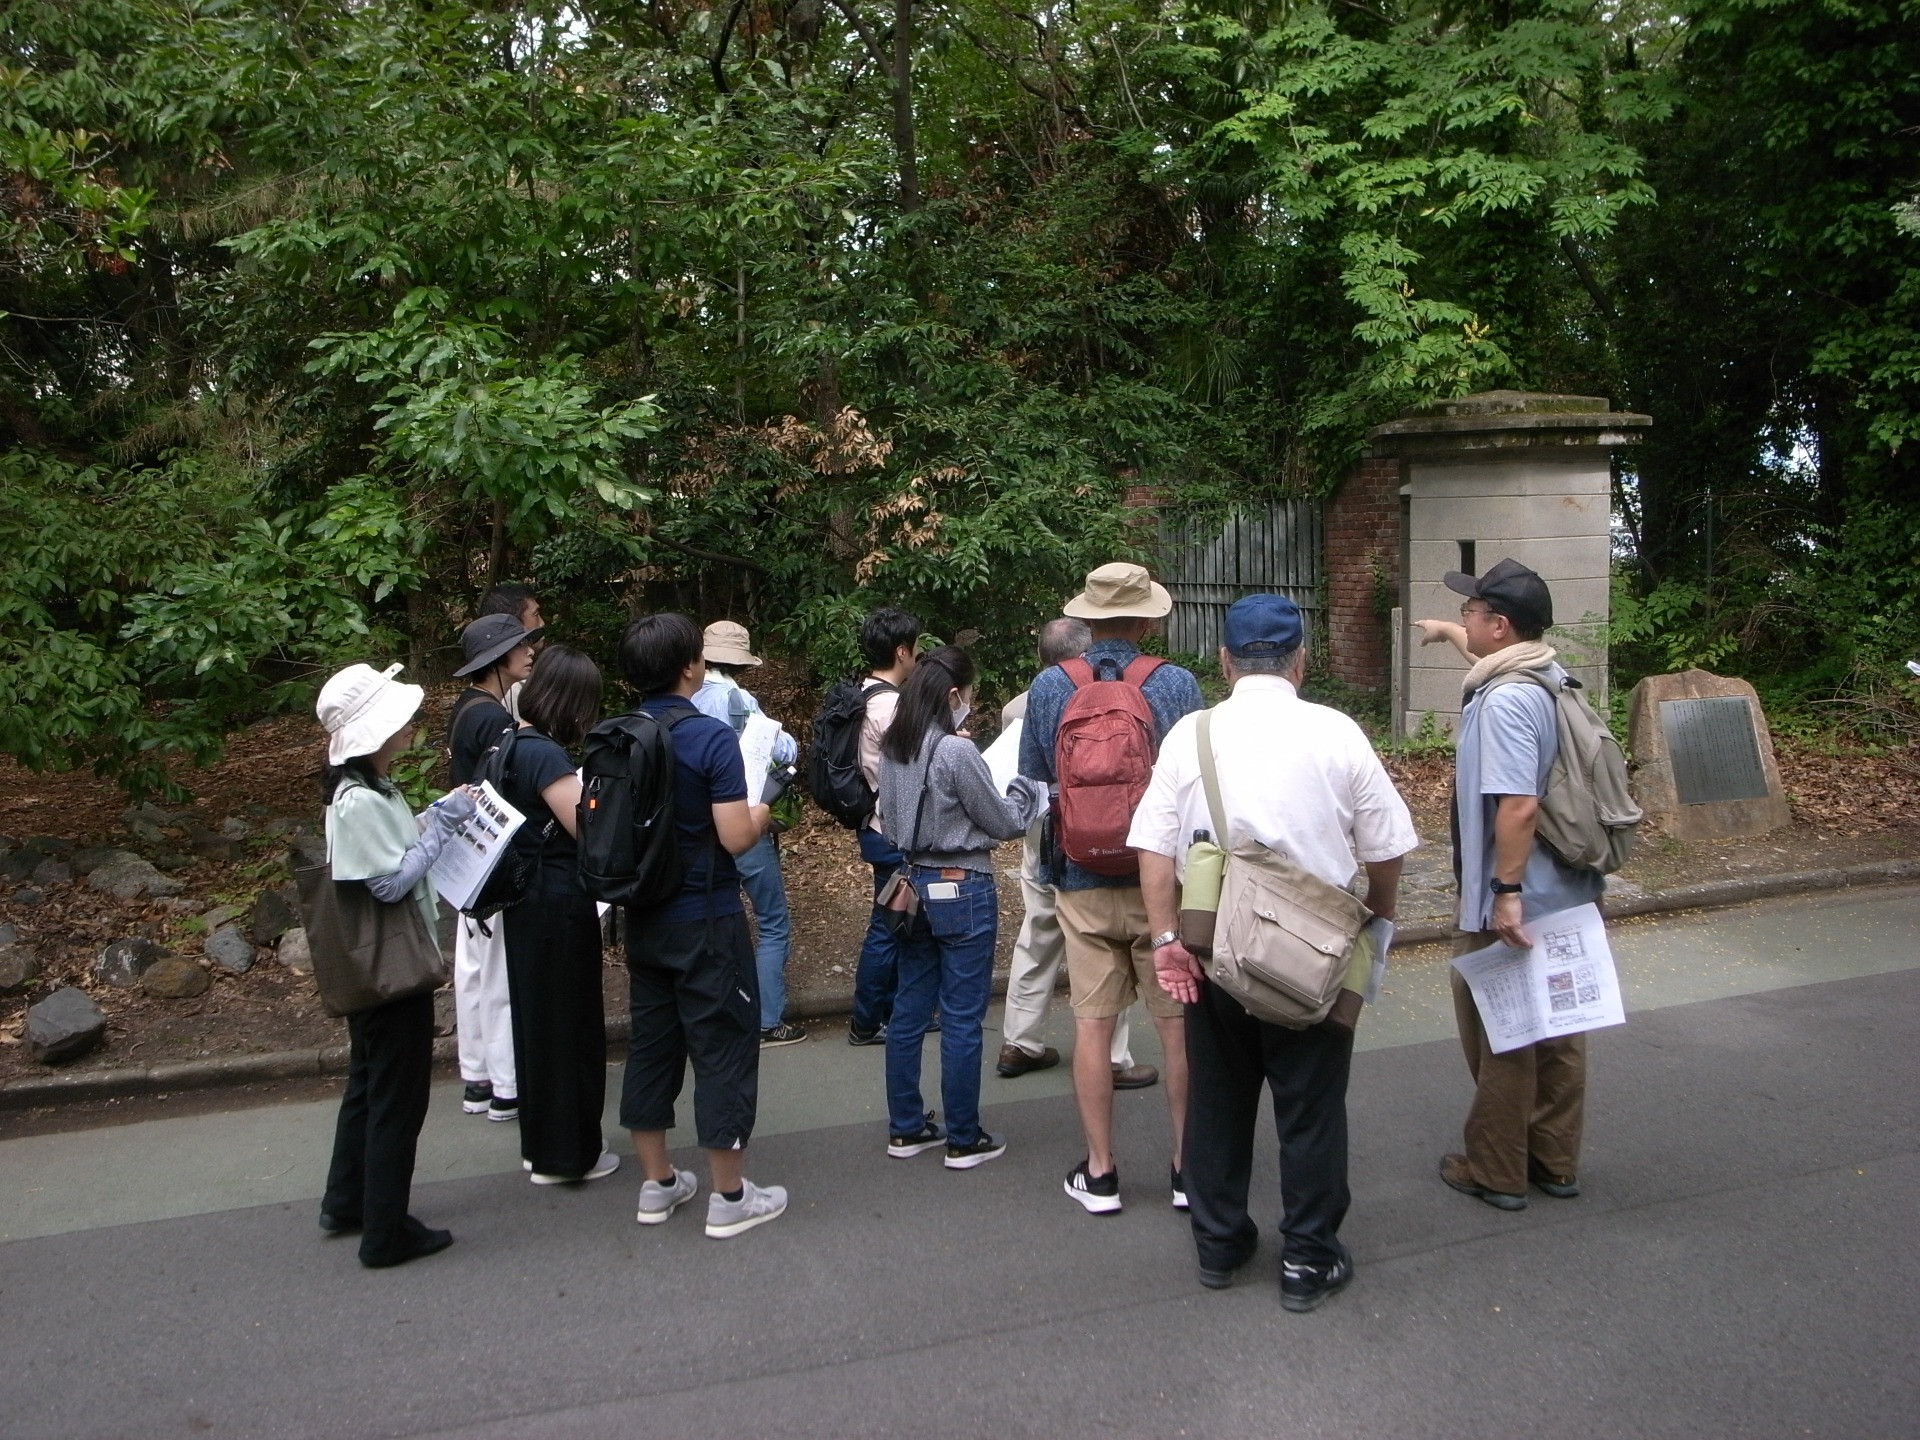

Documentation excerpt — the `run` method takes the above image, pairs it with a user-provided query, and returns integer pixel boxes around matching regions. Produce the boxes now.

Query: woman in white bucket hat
[315,662,476,1268]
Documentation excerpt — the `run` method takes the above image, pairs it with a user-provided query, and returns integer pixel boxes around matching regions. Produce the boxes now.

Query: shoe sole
[1532,1179,1581,1199]
[636,1189,695,1225]
[1064,1179,1123,1214]
[461,1100,490,1115]
[846,1032,885,1047]
[760,1034,807,1048]
[532,1157,619,1185]
[944,1142,1007,1170]
[888,1137,944,1158]
[1112,1076,1158,1090]
[1281,1271,1352,1313]
[996,1054,1057,1078]
[487,1110,519,1123]
[1443,1176,1527,1210]
[1172,1193,1189,1211]
[705,1199,787,1239]
[1441,1163,1527,1210]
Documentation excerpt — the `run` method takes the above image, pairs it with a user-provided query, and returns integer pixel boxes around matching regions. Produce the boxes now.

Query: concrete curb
[6,857,1919,1112]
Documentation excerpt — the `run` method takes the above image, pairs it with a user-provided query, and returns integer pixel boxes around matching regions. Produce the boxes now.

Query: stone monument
[1625,669,1792,840]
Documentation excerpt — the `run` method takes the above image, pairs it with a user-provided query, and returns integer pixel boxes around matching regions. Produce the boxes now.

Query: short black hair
[1506,616,1547,643]
[859,606,921,671]
[520,645,602,748]
[620,613,702,697]
[478,583,536,620]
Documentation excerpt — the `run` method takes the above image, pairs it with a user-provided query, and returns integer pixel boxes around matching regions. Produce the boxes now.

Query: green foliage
[1,0,1916,794]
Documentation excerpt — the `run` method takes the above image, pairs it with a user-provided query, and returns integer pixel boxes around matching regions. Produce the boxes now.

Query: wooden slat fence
[1157,501,1323,660]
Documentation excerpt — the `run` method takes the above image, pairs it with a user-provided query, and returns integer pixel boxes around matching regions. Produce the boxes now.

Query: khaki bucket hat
[1062,562,1173,621]
[701,620,763,668]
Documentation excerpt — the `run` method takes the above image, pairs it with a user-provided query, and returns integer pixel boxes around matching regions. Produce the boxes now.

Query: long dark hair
[882,645,975,765]
[320,755,395,805]
[520,644,602,748]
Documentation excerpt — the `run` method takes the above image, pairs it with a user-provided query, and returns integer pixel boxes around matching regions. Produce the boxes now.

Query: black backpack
[577,701,698,907]
[466,723,551,921]
[807,679,894,829]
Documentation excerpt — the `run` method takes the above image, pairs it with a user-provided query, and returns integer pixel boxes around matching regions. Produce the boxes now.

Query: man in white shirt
[694,621,804,1047]
[1129,594,1418,1313]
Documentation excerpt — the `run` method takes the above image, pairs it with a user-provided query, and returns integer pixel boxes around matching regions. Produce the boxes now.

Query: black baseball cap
[1443,557,1553,632]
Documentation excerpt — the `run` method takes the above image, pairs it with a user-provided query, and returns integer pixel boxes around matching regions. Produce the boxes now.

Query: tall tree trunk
[891,0,918,212]
[487,496,509,585]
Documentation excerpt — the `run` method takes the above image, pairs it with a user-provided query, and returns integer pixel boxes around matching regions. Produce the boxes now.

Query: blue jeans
[735,834,790,1029]
[885,866,997,1145]
[852,827,904,1033]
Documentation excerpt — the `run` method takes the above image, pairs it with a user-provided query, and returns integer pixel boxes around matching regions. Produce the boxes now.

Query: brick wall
[1323,456,1403,693]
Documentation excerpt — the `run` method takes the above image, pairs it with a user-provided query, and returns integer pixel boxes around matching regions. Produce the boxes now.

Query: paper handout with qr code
[1449,903,1624,1054]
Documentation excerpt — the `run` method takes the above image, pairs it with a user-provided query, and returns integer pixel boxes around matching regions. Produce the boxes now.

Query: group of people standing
[314,554,1601,1314]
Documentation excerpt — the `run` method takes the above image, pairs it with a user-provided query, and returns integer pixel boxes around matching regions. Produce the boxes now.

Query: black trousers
[620,910,759,1149]
[502,889,608,1177]
[1183,981,1355,1271]
[322,989,435,1264]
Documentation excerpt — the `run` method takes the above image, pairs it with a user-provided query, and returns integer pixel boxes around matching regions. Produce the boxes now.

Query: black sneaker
[1280,1244,1354,1313]
[944,1131,1007,1170]
[461,1081,493,1115]
[1171,1166,1189,1211]
[760,1022,807,1048]
[487,1096,519,1123]
[848,1023,887,1047]
[888,1113,945,1158]
[1064,1158,1122,1214]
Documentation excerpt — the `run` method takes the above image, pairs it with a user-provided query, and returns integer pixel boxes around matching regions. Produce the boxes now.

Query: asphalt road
[3,886,1917,1439]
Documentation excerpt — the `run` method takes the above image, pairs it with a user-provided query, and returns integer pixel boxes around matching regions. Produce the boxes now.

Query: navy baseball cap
[1223,593,1304,657]
[1443,557,1553,632]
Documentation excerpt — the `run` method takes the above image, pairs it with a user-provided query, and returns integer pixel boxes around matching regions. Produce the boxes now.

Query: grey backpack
[1482,669,1642,875]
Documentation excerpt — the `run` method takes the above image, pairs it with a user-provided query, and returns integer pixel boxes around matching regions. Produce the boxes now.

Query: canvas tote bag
[1193,710,1370,1029]
[292,801,447,1017]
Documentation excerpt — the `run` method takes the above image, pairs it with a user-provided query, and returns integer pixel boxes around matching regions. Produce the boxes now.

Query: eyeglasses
[1459,602,1492,618]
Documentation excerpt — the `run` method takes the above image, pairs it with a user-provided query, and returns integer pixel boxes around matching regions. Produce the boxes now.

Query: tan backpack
[1481,670,1642,875]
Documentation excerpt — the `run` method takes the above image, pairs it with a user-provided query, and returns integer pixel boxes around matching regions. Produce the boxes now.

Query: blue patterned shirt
[1017,639,1204,891]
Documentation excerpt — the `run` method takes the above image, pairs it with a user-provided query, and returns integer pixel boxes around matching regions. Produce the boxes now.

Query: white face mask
[950,702,971,730]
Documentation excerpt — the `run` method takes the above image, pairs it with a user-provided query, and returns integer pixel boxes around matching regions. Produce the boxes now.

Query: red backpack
[1053,654,1165,877]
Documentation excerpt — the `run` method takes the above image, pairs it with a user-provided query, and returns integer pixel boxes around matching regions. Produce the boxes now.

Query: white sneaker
[636,1168,699,1225]
[704,1179,788,1238]
[531,1148,621,1185]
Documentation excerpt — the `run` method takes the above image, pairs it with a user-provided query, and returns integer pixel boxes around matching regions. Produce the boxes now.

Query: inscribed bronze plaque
[1660,696,1769,805]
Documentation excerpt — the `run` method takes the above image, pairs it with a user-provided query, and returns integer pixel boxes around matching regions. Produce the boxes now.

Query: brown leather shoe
[997,1043,1059,1078]
[1112,1062,1159,1090]
[1440,1152,1527,1211]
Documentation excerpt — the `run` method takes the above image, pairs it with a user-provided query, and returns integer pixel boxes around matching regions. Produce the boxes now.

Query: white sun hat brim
[320,663,426,766]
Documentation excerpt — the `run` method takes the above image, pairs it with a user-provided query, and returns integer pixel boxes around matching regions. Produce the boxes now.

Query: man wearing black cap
[1431,557,1602,1212]
[444,611,544,1123]
[1131,594,1417,1311]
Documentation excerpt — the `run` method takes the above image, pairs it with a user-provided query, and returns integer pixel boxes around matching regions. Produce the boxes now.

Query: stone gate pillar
[1364,391,1649,737]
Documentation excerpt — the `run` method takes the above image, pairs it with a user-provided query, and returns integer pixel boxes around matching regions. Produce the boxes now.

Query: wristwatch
[1150,930,1181,949]
[1490,879,1524,895]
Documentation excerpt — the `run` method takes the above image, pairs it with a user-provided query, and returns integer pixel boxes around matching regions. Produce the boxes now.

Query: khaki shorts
[1056,885,1183,1020]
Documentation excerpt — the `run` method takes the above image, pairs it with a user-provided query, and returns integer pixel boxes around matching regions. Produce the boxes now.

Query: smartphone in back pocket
[924,881,960,901]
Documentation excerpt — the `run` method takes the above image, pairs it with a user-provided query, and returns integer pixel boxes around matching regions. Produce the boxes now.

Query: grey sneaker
[530,1148,620,1186]
[704,1179,788,1239]
[636,1167,698,1225]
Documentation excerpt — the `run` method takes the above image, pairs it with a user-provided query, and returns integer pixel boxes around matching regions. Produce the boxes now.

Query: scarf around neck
[1462,639,1557,702]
